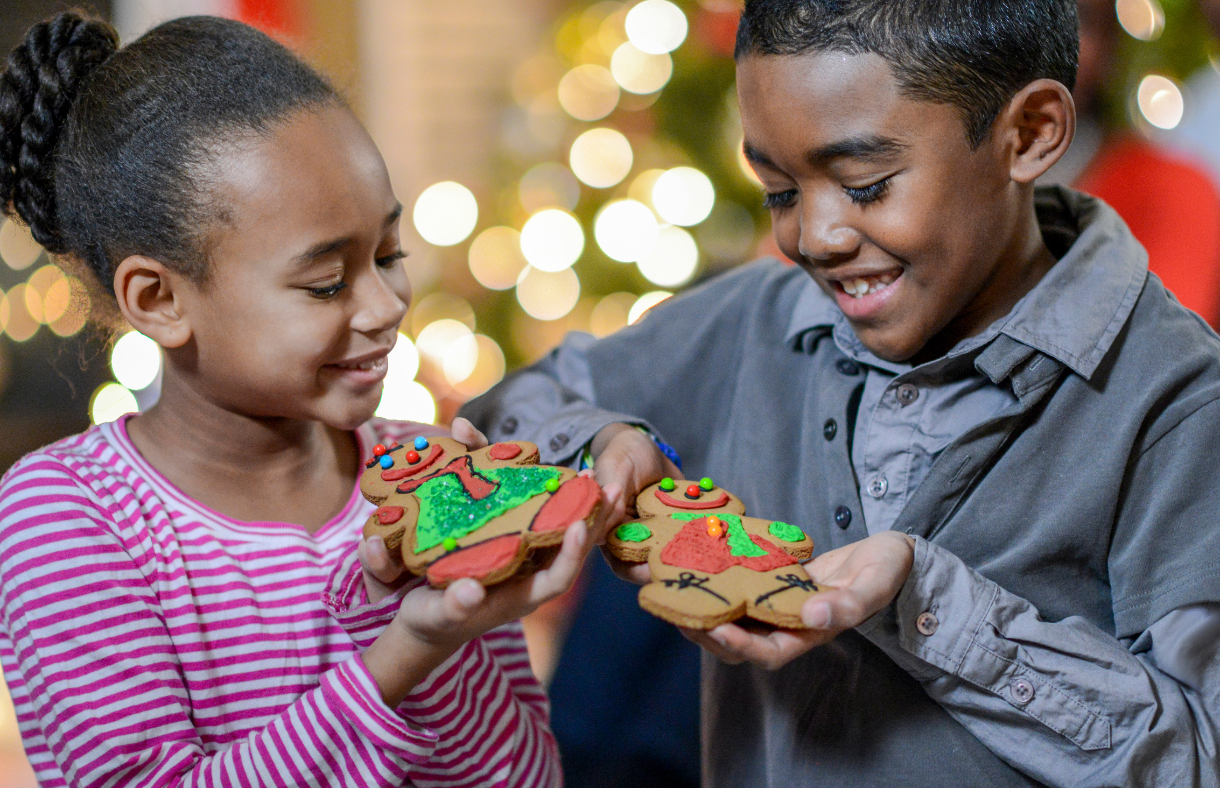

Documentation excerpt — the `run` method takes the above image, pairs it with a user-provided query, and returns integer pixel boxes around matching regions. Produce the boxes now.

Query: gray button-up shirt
[462,188,1220,787]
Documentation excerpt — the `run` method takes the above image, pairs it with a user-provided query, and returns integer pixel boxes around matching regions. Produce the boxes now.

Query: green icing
[414,466,561,553]
[615,522,652,542]
[768,521,805,542]
[671,512,767,557]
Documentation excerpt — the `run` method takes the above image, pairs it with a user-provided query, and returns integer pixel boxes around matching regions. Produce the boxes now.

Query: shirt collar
[784,186,1147,381]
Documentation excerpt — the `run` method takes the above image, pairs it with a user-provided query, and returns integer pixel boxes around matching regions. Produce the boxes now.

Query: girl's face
[173,105,410,430]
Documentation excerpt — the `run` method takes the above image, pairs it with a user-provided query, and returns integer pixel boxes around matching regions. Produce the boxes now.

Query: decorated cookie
[360,437,601,587]
[607,477,821,630]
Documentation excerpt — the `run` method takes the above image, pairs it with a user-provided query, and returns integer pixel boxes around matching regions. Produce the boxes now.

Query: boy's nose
[798,202,861,262]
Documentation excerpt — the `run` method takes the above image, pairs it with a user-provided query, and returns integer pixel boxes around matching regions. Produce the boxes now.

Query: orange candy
[706,516,723,538]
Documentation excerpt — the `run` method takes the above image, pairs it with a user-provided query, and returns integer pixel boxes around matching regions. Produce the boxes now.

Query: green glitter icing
[768,521,805,542]
[413,466,561,554]
[615,522,652,542]
[670,512,767,557]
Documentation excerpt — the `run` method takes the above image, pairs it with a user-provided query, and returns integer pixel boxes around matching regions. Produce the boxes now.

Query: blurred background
[1,1,1218,786]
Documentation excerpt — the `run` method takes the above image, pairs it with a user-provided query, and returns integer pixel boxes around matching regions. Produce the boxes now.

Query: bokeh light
[697,201,758,264]
[413,181,479,246]
[519,162,582,213]
[453,335,507,398]
[1116,0,1164,42]
[610,42,673,94]
[376,335,425,419]
[47,276,90,337]
[591,292,638,336]
[469,227,529,290]
[90,382,139,424]
[516,265,581,320]
[376,380,437,424]
[0,284,39,342]
[521,209,585,272]
[653,166,715,226]
[410,292,476,337]
[442,332,481,386]
[736,136,764,186]
[637,225,698,286]
[110,331,162,391]
[628,169,666,209]
[558,64,620,121]
[569,128,634,188]
[594,199,660,262]
[1137,75,1184,129]
[625,0,688,54]
[416,319,476,365]
[0,218,42,271]
[628,290,673,324]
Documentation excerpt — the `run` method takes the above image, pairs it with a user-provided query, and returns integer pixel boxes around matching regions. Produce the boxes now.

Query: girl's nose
[352,269,408,335]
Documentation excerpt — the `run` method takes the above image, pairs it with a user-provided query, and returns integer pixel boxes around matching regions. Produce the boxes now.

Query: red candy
[406,450,421,464]
[373,444,387,456]
[685,484,702,499]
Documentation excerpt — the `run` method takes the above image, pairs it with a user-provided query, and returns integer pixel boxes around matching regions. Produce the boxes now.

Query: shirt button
[501,416,519,435]
[916,611,939,636]
[833,506,852,529]
[1010,678,1035,705]
[866,475,888,498]
[835,358,861,376]
[823,419,837,441]
[549,434,570,452]
[896,383,919,406]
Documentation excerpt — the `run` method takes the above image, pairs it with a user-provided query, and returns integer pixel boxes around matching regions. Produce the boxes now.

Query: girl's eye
[763,189,798,209]
[843,178,891,206]
[376,250,406,268]
[308,281,348,299]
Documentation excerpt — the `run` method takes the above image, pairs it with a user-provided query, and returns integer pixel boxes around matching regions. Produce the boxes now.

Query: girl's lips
[324,354,389,386]
[832,271,903,320]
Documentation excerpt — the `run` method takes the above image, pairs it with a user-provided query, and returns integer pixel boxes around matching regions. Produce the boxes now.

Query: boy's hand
[682,531,916,670]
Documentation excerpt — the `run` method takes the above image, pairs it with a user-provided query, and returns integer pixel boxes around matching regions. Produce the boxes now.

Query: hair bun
[0,12,118,252]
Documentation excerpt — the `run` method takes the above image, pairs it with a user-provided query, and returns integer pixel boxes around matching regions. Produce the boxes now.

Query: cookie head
[636,477,746,518]
[360,436,469,504]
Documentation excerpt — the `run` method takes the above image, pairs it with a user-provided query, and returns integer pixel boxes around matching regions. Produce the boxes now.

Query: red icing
[655,489,731,510]
[530,475,600,533]
[365,457,378,468]
[397,455,498,499]
[376,506,404,525]
[427,534,523,584]
[489,442,523,460]
[660,519,797,573]
[380,443,445,481]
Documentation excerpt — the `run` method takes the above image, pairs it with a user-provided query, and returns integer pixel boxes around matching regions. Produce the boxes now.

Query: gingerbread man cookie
[607,477,821,630]
[360,436,601,587]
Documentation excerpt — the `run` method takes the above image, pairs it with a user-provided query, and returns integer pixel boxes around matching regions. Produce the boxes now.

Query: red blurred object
[236,0,304,42]
[695,5,741,57]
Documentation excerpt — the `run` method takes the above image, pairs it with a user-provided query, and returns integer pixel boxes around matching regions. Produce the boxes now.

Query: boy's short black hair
[735,0,1079,148]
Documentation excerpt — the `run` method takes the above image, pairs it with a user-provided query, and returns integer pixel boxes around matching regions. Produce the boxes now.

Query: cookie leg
[426,535,527,587]
[740,566,821,629]
[639,564,745,630]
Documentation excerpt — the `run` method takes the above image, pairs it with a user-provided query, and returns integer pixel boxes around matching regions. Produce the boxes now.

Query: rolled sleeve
[322,655,440,765]
[322,545,423,650]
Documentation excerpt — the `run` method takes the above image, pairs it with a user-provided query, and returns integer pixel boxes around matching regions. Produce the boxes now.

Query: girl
[0,12,598,787]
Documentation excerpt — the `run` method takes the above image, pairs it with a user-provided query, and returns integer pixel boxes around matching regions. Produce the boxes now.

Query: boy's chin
[848,324,926,364]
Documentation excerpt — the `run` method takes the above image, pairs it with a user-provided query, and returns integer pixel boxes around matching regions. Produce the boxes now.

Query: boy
[461,1,1220,784]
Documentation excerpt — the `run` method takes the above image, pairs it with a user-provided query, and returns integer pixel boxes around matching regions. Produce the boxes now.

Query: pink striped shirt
[0,415,561,787]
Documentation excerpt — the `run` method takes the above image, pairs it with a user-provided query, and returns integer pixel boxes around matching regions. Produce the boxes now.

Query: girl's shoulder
[0,420,133,504]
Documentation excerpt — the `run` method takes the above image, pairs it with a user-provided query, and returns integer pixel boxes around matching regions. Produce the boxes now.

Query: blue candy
[414,436,429,451]
[378,455,394,469]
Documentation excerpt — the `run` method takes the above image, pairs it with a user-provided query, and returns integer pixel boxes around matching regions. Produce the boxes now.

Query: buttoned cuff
[322,654,440,765]
[322,545,424,650]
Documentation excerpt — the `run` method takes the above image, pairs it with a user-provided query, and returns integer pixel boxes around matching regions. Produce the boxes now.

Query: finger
[449,417,490,450]
[438,577,486,624]
[704,623,828,670]
[678,626,746,664]
[528,521,588,605]
[591,483,624,542]
[359,536,407,586]
[800,585,876,632]
[599,545,651,584]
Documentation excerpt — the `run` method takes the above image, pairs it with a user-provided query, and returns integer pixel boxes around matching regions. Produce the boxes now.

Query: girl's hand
[681,531,916,670]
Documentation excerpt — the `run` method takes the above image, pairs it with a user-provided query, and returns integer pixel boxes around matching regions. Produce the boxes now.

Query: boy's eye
[308,281,348,299]
[762,189,798,209]
[843,178,891,206]
[376,250,407,268]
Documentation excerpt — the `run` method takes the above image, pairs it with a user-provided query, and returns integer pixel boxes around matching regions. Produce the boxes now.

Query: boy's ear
[1000,78,1076,184]
[112,255,193,349]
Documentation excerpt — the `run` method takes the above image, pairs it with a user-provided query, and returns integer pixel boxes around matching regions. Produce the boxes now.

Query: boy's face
[738,52,1038,362]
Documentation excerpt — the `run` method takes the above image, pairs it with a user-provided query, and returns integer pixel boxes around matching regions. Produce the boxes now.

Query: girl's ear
[112,255,193,349]
[1001,78,1076,184]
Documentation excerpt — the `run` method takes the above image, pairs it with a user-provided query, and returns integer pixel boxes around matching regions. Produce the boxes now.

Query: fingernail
[804,601,832,629]
[368,536,385,558]
[454,580,484,608]
[709,628,729,647]
[570,522,587,550]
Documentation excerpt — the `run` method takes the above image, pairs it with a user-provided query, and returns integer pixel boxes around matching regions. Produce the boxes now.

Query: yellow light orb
[637,225,699,287]
[1116,0,1164,41]
[90,382,139,424]
[409,292,476,337]
[110,331,162,391]
[0,218,42,271]
[569,127,634,188]
[442,331,481,386]
[558,64,620,121]
[469,226,529,291]
[520,209,585,272]
[519,162,582,213]
[412,182,479,246]
[653,166,715,226]
[415,319,475,364]
[48,277,90,337]
[590,292,638,337]
[516,266,581,321]
[454,335,508,398]
[595,199,660,262]
[628,290,673,324]
[610,42,673,94]
[628,169,666,209]
[1,284,38,342]
[387,333,421,385]
[376,380,437,424]
[1137,75,1184,130]
[625,0,688,54]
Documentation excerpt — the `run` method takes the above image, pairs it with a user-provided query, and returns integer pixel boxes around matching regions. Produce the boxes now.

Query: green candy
[699,477,715,491]
[615,522,652,542]
[659,477,676,491]
[442,536,458,551]
[768,521,805,543]
[545,477,561,493]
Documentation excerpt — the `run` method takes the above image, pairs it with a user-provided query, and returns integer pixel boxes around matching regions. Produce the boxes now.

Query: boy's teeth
[842,273,898,299]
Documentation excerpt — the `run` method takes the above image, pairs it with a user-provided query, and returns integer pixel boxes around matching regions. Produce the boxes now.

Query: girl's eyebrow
[290,204,404,270]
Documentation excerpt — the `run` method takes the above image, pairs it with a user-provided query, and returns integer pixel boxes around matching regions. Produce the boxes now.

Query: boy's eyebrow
[742,136,909,170]
[290,204,404,270]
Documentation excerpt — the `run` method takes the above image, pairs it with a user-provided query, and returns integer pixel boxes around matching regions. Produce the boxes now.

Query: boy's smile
[738,51,1059,362]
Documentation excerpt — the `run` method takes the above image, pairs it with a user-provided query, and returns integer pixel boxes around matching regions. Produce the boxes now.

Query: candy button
[545,477,561,493]
[414,436,430,451]
[406,450,420,464]
[659,478,676,492]
[706,516,723,538]
[378,455,394,469]
[442,536,458,552]
[699,477,714,491]
[373,444,387,456]
[1010,678,1035,706]
[685,484,702,500]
